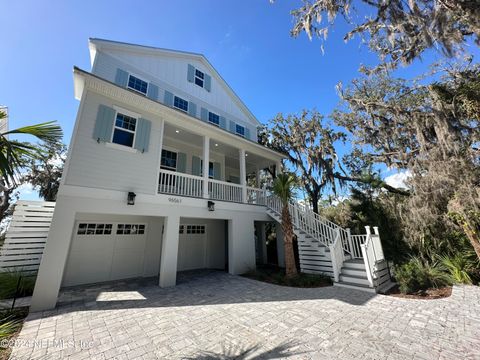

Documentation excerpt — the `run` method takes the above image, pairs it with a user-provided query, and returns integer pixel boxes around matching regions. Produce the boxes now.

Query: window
[235,124,245,137]
[185,225,206,234]
[112,113,136,147]
[200,160,215,179]
[194,69,204,88]
[77,223,113,235]
[173,96,188,112]
[179,225,184,234]
[128,75,148,95]
[117,224,146,235]
[161,149,177,170]
[208,112,220,126]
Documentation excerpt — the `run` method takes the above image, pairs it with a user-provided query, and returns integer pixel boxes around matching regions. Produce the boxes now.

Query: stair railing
[360,226,386,287]
[329,228,344,282]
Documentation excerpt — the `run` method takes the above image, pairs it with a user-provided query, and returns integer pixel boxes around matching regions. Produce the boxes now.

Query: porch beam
[203,136,210,199]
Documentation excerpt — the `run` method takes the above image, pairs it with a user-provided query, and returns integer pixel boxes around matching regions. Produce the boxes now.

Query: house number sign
[168,197,182,204]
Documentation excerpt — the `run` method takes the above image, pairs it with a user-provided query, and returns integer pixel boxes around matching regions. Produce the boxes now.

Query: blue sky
[0,0,469,200]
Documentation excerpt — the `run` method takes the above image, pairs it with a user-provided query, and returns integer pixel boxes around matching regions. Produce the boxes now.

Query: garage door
[177,224,207,271]
[63,222,147,286]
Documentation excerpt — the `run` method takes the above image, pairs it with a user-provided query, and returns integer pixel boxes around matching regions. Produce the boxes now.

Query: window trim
[173,95,189,112]
[208,111,220,127]
[127,74,149,95]
[111,111,138,149]
[160,148,178,171]
[235,124,245,137]
[194,69,204,88]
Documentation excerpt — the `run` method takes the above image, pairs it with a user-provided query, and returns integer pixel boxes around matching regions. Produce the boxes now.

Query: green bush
[0,270,36,300]
[439,253,478,285]
[0,315,21,341]
[394,257,451,294]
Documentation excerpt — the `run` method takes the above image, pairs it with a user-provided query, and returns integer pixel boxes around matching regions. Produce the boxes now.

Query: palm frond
[272,173,297,204]
[2,122,63,143]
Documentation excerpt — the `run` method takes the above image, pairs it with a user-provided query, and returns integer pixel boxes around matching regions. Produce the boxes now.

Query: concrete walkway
[8,271,480,359]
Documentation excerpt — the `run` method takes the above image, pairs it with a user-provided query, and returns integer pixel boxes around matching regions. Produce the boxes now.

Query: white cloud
[384,170,411,189]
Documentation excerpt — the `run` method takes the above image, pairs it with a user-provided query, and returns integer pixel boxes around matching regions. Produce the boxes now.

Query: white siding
[64,91,161,194]
[92,50,258,141]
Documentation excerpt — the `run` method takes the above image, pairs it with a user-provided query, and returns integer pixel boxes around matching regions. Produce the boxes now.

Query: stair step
[334,281,376,293]
[342,259,365,270]
[340,268,367,277]
[339,274,370,286]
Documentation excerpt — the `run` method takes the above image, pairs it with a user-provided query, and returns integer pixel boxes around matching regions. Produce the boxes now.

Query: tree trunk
[282,204,298,278]
[463,221,480,261]
[311,193,319,214]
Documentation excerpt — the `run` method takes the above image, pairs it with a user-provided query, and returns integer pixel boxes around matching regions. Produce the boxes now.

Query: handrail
[329,229,344,282]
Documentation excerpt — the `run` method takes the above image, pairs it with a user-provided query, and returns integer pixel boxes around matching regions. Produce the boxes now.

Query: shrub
[439,253,478,285]
[0,270,36,300]
[0,315,21,341]
[394,257,451,294]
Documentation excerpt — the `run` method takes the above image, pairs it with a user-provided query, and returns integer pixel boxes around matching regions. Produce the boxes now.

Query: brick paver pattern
[8,271,480,359]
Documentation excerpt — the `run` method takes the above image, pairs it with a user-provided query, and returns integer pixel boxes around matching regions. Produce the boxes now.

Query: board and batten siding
[64,91,161,194]
[92,50,258,142]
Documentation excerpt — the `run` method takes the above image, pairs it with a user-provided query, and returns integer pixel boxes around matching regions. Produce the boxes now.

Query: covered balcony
[157,122,282,205]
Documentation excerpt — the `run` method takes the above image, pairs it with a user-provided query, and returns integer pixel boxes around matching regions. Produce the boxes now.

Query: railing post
[202,136,210,199]
[346,228,353,257]
[372,226,385,260]
[365,225,371,235]
[239,149,247,203]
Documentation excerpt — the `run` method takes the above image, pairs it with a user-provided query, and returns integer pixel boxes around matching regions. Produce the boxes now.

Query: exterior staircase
[265,195,395,293]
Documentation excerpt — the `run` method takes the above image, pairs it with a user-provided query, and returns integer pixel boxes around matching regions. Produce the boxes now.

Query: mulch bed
[387,286,452,299]
[242,265,332,288]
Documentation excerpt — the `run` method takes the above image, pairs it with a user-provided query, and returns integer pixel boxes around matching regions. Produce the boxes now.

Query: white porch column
[228,216,255,274]
[202,136,210,199]
[276,161,282,177]
[239,149,247,202]
[159,215,180,287]
[255,166,261,188]
[154,119,165,194]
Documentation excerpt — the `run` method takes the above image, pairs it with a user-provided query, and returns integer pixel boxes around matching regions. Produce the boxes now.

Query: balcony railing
[158,169,268,205]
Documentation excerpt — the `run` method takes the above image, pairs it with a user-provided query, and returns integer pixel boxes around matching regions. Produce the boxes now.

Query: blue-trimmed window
[208,112,220,126]
[173,96,189,112]
[235,124,245,137]
[112,113,136,147]
[161,149,177,170]
[128,75,148,95]
[195,69,204,88]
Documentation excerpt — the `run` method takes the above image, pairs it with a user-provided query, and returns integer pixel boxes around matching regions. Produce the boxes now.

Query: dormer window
[208,112,220,126]
[195,69,204,88]
[128,75,148,95]
[235,124,245,137]
[173,96,189,112]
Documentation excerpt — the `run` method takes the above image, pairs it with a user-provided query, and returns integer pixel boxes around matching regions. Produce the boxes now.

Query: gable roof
[88,38,261,126]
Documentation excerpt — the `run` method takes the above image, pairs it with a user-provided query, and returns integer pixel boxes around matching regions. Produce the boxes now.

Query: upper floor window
[161,149,177,170]
[208,112,220,126]
[112,113,136,147]
[174,96,189,112]
[235,124,245,137]
[195,69,204,88]
[128,75,148,95]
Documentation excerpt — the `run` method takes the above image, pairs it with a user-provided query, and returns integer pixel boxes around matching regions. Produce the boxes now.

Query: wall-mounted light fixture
[208,200,215,211]
[127,192,136,205]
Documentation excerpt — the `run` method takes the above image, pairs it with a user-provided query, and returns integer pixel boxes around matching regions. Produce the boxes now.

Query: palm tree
[272,173,298,278]
[0,110,62,219]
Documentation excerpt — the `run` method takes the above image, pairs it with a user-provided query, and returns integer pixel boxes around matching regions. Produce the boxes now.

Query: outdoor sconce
[208,200,215,211]
[127,192,136,205]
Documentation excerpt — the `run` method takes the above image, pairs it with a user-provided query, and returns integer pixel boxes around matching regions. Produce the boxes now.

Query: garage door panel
[63,221,148,286]
[64,249,112,286]
[177,225,207,271]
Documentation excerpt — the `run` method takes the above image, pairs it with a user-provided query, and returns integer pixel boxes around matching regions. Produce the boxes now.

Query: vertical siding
[92,50,258,142]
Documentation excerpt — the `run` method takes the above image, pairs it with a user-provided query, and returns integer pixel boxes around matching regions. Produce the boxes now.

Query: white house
[30,39,287,311]
[30,39,391,311]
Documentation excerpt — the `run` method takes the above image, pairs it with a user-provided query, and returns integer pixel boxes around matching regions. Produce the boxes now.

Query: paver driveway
[9,271,480,359]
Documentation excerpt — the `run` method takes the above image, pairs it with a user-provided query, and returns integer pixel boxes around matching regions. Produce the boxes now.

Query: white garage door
[63,222,147,286]
[177,224,207,271]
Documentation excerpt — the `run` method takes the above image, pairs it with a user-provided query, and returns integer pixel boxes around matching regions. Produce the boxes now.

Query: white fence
[0,201,55,274]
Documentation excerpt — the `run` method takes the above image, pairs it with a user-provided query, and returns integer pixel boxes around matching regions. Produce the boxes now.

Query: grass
[243,265,332,288]
[0,308,28,360]
[0,271,36,300]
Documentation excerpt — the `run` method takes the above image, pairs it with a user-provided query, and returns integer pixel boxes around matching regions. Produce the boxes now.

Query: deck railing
[208,180,243,203]
[158,169,204,198]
